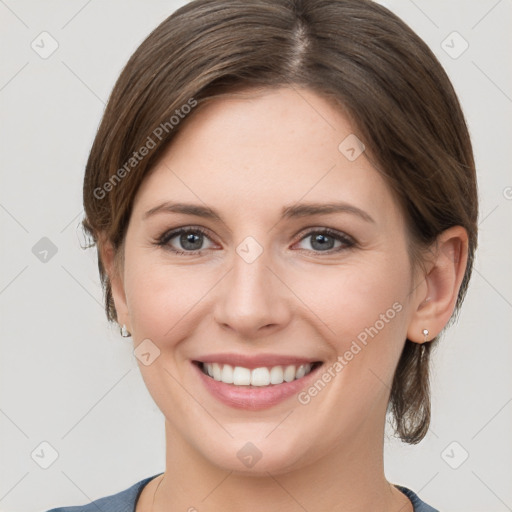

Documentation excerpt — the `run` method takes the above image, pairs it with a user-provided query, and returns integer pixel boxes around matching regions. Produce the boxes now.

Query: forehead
[132,87,403,228]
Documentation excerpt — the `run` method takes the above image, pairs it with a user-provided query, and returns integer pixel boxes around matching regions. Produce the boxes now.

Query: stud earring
[422,328,429,342]
[121,324,131,338]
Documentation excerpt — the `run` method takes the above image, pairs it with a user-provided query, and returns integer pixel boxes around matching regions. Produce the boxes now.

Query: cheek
[294,254,411,398]
[295,256,410,341]
[289,259,411,429]
[124,260,209,340]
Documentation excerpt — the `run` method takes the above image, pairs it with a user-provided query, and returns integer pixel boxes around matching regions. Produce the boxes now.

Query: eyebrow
[143,201,375,224]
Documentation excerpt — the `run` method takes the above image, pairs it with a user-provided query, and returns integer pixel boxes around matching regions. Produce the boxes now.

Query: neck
[150,418,412,512]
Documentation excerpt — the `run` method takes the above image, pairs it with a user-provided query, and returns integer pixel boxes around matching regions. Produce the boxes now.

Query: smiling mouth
[195,361,323,387]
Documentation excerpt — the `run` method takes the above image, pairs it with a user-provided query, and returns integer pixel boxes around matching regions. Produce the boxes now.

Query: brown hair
[82,0,478,444]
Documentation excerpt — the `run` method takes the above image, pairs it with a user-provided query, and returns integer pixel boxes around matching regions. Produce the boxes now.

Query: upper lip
[194,353,322,369]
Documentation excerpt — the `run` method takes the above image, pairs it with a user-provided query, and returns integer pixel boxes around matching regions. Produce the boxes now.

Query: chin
[203,438,311,476]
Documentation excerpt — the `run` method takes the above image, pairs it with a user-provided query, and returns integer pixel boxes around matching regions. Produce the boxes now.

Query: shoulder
[44,473,162,512]
[396,485,440,512]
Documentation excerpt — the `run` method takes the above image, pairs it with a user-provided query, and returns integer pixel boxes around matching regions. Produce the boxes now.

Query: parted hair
[82,0,478,444]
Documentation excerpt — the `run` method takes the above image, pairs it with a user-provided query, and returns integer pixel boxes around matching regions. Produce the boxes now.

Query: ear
[99,237,131,332]
[407,226,469,344]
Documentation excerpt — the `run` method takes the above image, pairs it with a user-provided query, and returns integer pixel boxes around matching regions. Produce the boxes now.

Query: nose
[213,244,292,339]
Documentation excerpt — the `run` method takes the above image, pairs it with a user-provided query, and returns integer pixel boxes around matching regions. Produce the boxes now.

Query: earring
[121,324,131,338]
[422,328,429,342]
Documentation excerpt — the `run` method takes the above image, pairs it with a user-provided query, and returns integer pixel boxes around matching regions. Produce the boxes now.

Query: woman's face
[113,87,426,474]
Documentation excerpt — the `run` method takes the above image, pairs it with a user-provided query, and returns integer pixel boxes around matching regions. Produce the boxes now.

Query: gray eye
[296,231,347,252]
[178,232,205,251]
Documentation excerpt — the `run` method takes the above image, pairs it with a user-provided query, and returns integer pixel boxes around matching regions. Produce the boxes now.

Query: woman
[48,0,477,510]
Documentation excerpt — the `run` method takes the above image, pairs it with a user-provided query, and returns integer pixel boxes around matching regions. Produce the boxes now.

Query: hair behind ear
[389,341,432,444]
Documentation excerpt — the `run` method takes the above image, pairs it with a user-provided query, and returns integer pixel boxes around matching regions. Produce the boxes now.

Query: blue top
[45,473,439,512]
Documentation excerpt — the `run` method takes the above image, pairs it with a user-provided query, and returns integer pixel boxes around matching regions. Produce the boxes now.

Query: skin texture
[101,87,468,511]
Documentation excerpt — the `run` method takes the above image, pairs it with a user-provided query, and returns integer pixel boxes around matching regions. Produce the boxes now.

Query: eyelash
[154,226,356,256]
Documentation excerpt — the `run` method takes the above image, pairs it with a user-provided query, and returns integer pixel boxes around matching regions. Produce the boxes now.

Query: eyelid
[293,226,355,242]
[156,225,217,249]
[291,227,356,251]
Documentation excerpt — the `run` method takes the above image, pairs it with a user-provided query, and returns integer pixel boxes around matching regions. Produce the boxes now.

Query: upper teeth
[202,363,313,386]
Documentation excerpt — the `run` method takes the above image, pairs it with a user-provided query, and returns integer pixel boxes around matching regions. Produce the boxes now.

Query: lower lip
[193,362,322,410]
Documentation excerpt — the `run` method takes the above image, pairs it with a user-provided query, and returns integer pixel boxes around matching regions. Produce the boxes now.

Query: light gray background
[1,1,511,511]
